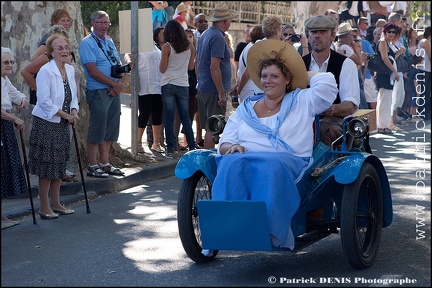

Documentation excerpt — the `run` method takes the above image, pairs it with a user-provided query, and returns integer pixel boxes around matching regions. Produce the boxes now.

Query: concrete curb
[4,160,178,220]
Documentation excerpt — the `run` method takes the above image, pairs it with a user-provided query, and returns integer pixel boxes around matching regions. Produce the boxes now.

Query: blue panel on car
[197,200,273,251]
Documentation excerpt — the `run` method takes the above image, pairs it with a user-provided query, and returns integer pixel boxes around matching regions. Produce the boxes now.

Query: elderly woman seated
[211,39,338,249]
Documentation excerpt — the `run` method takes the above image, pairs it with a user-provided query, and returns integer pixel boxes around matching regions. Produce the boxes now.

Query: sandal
[99,163,125,176]
[87,165,109,178]
[378,128,393,134]
[137,145,145,154]
[177,146,188,152]
[150,143,164,153]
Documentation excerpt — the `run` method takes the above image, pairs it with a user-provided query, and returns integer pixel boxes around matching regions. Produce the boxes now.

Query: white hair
[1,47,13,55]
[1,47,14,61]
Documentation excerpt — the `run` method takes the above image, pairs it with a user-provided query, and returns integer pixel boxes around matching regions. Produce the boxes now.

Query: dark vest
[302,50,347,104]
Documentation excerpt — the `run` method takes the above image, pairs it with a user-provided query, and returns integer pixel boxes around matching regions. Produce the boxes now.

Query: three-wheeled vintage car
[175,113,393,269]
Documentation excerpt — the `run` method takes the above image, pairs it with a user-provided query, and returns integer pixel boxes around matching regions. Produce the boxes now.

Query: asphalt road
[1,119,430,287]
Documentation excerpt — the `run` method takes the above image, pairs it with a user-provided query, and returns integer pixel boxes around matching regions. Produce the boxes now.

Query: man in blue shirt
[79,11,125,178]
[361,38,377,109]
[196,4,238,149]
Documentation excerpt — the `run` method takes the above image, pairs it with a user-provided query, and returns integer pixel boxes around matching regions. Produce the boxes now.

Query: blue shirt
[361,39,375,79]
[79,33,120,90]
[196,26,232,93]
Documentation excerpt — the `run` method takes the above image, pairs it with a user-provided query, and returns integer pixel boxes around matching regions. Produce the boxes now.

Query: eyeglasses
[54,45,70,51]
[94,21,111,26]
[386,30,397,34]
[282,33,292,37]
[2,60,15,65]
[197,20,208,23]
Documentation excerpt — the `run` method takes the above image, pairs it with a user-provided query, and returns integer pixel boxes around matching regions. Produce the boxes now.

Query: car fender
[331,153,393,228]
[175,149,218,183]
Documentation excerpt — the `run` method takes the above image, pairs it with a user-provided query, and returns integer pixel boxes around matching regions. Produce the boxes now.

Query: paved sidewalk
[2,93,181,221]
[2,160,178,221]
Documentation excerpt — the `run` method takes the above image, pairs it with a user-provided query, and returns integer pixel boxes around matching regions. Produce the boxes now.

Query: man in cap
[302,15,360,147]
[196,4,238,149]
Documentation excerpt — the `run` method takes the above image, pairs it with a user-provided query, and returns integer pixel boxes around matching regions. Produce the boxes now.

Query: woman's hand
[224,143,246,155]
[13,116,24,130]
[19,98,29,109]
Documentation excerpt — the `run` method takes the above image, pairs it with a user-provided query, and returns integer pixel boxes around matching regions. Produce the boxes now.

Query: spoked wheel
[341,162,383,269]
[177,171,218,263]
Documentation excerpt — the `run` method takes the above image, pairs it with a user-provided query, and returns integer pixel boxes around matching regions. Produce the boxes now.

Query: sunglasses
[282,33,292,37]
[386,30,397,34]
[2,60,15,65]
[197,20,208,23]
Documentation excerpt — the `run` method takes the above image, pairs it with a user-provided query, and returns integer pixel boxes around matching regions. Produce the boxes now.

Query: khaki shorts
[197,91,227,130]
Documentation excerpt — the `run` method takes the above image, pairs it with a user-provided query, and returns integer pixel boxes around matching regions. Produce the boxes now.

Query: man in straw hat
[302,15,360,147]
[336,22,362,66]
[210,39,338,250]
[196,4,238,149]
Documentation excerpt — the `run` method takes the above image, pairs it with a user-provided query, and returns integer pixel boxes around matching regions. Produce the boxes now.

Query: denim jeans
[161,84,195,151]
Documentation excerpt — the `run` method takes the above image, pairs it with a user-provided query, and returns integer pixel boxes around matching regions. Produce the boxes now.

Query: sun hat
[247,39,307,91]
[176,3,188,14]
[206,4,239,22]
[336,22,354,36]
[305,15,338,32]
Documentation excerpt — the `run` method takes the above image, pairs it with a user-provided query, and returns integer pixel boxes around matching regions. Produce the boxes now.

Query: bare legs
[38,178,64,214]
[87,141,111,166]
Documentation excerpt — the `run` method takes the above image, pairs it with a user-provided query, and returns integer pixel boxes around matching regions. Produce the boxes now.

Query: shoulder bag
[395,54,413,72]
[367,41,392,75]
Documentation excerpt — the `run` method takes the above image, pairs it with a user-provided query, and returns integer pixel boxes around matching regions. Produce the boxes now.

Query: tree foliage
[80,1,152,31]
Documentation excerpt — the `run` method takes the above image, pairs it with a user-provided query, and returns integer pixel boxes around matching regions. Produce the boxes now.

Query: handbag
[368,53,392,75]
[396,54,413,72]
[368,40,393,75]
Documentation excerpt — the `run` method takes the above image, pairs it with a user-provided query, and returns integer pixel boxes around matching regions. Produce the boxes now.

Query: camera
[111,64,131,78]
[231,95,239,108]
[290,34,301,43]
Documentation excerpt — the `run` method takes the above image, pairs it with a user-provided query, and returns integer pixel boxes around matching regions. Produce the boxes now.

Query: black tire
[177,171,218,263]
[340,162,383,269]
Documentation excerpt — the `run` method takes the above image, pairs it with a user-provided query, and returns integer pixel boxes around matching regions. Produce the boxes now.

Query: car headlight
[347,117,368,138]
[205,115,226,135]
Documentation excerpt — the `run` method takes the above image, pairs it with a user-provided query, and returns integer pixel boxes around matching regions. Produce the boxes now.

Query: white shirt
[237,42,263,103]
[133,43,163,95]
[32,60,79,123]
[160,43,190,87]
[337,43,355,57]
[418,39,431,72]
[1,76,27,111]
[218,73,338,157]
[309,53,360,109]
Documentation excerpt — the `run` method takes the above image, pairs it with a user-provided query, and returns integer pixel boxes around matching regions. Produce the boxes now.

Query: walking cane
[72,125,91,214]
[19,129,37,224]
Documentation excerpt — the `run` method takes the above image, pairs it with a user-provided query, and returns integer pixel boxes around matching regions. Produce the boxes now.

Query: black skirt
[1,120,27,198]
[28,116,70,180]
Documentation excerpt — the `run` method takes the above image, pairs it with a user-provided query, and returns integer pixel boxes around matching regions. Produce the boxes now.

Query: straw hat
[207,4,239,22]
[336,22,354,36]
[247,39,307,91]
[176,3,188,14]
